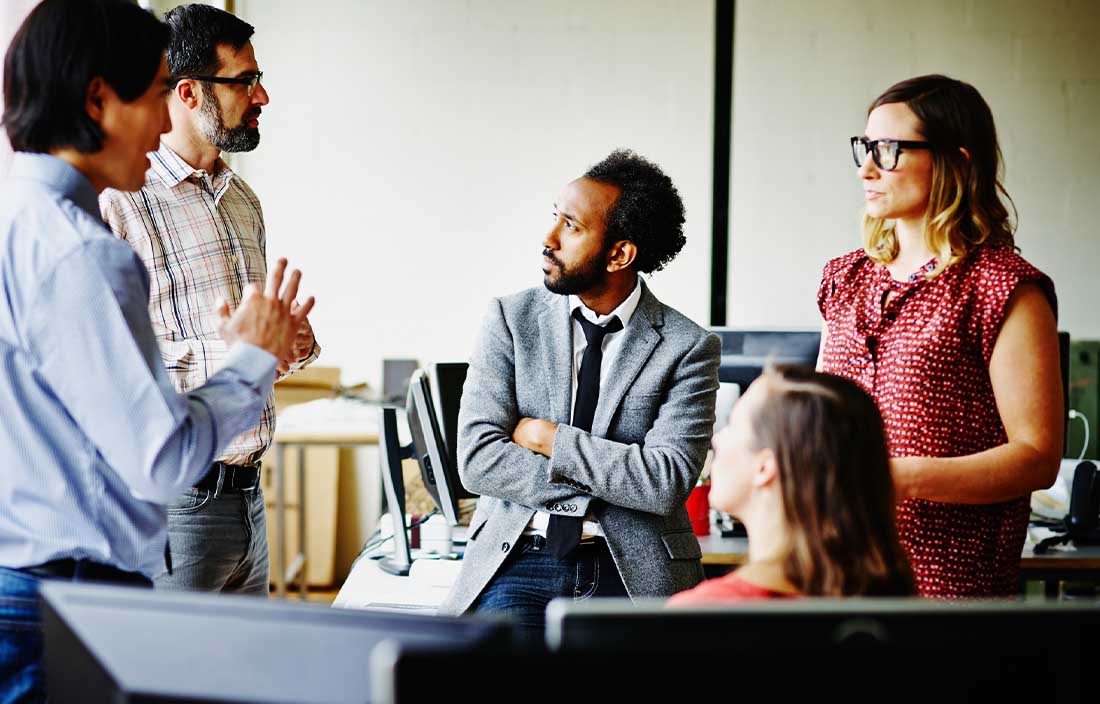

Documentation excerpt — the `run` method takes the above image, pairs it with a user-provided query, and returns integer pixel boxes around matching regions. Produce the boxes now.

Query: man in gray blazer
[439,150,720,626]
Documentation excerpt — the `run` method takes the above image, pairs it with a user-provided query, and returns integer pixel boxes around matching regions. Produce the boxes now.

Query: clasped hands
[215,257,316,372]
[512,417,558,457]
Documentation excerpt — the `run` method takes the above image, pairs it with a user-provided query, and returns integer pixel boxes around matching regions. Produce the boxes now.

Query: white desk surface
[333,555,461,614]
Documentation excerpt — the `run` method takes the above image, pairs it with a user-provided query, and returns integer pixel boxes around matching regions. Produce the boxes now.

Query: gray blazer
[439,281,720,615]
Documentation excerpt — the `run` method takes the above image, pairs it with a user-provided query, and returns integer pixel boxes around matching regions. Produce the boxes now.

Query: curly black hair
[583,149,686,274]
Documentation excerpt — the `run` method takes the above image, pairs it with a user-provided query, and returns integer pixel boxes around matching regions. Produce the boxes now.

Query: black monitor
[1060,330,1070,456]
[544,598,1098,701]
[40,581,511,704]
[378,405,414,575]
[406,363,476,526]
[709,328,821,391]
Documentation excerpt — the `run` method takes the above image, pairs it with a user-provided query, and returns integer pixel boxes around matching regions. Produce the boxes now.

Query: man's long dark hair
[3,0,168,154]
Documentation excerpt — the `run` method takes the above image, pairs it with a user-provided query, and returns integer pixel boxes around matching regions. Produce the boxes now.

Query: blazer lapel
[591,283,663,437]
[538,293,574,425]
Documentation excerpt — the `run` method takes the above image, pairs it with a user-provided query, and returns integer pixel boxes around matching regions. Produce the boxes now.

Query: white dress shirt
[526,277,644,538]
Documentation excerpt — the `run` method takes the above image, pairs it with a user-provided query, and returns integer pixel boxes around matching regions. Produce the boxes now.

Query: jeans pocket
[573,553,599,600]
[167,488,213,515]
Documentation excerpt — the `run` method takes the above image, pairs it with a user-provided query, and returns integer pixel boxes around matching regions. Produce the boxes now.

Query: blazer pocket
[468,515,489,542]
[620,392,661,411]
[661,530,703,561]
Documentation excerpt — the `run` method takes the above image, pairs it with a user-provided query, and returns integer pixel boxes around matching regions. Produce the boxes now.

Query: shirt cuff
[224,343,278,390]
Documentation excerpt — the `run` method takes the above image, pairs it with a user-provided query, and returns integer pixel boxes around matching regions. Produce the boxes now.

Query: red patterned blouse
[817,244,1057,597]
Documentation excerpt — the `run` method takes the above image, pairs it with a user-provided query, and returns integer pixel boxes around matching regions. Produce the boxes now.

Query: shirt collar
[569,276,643,329]
[148,141,235,195]
[8,152,100,220]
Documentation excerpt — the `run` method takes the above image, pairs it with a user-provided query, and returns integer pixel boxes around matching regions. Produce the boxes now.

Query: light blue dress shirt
[0,153,276,577]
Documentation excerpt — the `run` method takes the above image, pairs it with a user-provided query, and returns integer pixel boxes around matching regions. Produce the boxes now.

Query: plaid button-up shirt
[100,142,319,465]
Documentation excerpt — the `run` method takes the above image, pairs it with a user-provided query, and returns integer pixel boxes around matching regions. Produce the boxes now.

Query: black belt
[521,534,605,550]
[195,461,261,494]
[22,559,152,586]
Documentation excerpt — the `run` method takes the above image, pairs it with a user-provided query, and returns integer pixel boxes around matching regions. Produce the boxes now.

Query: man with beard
[100,4,318,595]
[439,150,720,628]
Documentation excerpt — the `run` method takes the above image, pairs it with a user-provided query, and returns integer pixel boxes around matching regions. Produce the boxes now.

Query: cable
[355,509,441,559]
[1069,409,1090,461]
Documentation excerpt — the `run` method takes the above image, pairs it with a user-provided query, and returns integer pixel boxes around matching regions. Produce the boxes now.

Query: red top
[818,244,1056,598]
[667,572,798,606]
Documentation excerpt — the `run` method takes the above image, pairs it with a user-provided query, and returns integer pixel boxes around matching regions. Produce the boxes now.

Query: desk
[333,556,461,614]
[1020,541,1100,596]
[334,530,1100,611]
[697,533,748,567]
[271,431,377,599]
[697,531,1100,594]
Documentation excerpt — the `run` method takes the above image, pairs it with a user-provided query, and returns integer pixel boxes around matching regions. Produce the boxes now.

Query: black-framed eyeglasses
[850,136,931,171]
[179,71,264,96]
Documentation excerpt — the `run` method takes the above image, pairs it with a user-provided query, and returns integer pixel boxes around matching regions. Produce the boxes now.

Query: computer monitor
[406,363,476,526]
[709,328,821,391]
[378,405,414,575]
[40,581,511,704]
[545,598,1098,700]
[1059,330,1070,456]
[429,362,468,478]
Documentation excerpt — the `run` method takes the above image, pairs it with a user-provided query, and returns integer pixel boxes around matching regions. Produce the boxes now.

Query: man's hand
[512,417,558,457]
[276,307,315,375]
[215,258,315,363]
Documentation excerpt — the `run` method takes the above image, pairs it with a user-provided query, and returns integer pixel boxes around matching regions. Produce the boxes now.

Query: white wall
[728,0,1100,338]
[233,0,717,387]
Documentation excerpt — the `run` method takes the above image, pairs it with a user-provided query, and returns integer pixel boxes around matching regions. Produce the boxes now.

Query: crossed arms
[457,298,720,518]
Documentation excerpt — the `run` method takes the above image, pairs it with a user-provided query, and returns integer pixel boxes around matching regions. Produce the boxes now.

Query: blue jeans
[156,486,269,595]
[473,535,628,629]
[0,568,43,704]
[1,563,151,703]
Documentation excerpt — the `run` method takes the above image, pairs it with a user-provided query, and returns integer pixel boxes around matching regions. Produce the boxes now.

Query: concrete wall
[233,0,717,388]
[728,0,1100,337]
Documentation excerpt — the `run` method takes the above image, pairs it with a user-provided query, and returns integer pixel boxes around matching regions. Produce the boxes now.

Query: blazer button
[501,542,510,552]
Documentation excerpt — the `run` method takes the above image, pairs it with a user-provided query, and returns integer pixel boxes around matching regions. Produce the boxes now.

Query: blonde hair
[862,75,1016,278]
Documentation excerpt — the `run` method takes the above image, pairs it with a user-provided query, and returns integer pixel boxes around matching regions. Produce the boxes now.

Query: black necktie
[547,309,623,559]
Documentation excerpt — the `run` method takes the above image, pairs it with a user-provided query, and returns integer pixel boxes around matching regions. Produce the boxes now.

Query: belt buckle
[212,464,227,498]
[229,463,260,493]
[212,462,261,495]
[238,465,260,492]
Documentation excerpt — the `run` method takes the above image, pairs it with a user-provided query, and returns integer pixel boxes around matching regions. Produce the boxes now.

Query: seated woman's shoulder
[666,572,797,607]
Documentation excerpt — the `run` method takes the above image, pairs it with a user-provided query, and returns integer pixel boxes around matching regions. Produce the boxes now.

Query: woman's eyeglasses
[850,136,931,171]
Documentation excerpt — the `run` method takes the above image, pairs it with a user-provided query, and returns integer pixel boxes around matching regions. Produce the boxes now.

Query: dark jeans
[473,535,628,629]
[0,564,152,703]
[155,486,269,595]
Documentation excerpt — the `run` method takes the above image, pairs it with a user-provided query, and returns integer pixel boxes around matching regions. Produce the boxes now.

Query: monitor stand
[378,406,415,576]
